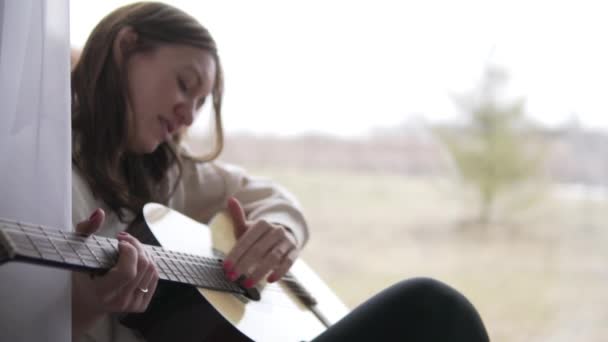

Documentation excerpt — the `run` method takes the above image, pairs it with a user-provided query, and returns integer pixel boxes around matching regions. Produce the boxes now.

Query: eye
[196,97,206,110]
[177,78,188,93]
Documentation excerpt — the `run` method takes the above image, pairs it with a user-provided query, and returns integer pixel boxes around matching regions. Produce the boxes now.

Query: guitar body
[121,203,349,342]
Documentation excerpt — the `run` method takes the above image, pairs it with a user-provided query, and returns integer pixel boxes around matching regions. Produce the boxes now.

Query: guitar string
[8,224,315,304]
[1,221,315,299]
[8,227,313,300]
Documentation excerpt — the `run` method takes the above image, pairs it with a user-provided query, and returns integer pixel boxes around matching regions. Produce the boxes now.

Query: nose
[173,102,195,127]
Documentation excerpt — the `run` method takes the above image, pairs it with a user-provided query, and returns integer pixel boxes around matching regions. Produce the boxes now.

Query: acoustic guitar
[0,203,349,341]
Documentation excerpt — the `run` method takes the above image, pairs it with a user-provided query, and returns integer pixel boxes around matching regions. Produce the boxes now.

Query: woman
[71,2,489,341]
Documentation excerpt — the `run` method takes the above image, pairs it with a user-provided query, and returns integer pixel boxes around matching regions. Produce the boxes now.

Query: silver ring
[137,287,149,294]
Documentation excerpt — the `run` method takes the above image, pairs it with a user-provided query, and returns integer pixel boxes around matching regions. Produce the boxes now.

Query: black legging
[312,277,490,342]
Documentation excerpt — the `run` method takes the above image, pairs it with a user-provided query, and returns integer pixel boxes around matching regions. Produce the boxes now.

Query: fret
[15,246,41,260]
[64,255,85,266]
[189,261,204,279]
[80,239,105,268]
[206,269,222,288]
[14,243,36,252]
[177,258,190,276]
[148,245,163,255]
[168,258,183,276]
[167,272,179,282]
[104,236,119,252]
[176,252,187,271]
[47,239,72,253]
[179,261,193,281]
[185,252,198,264]
[149,249,161,265]
[91,235,118,266]
[183,265,197,285]
[199,261,219,286]
[45,227,82,266]
[156,257,169,273]
[158,258,179,282]
[184,263,201,285]
[184,262,202,283]
[165,259,180,279]
[9,233,35,250]
[86,243,107,256]
[4,229,41,260]
[175,271,188,284]
[33,244,60,256]
[176,258,188,275]
[151,251,240,292]
[60,230,95,268]
[17,223,44,257]
[40,251,64,263]
[30,238,62,255]
[185,264,202,284]
[82,243,112,267]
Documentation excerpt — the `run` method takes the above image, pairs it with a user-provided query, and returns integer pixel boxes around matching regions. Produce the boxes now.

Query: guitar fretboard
[0,217,318,306]
[0,217,244,295]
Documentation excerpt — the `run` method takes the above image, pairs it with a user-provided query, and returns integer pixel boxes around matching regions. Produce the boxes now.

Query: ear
[113,26,138,66]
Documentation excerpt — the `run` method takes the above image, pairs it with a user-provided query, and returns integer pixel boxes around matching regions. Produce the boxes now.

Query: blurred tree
[436,66,544,225]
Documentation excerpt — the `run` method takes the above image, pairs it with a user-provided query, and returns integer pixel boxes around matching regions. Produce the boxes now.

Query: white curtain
[0,0,71,341]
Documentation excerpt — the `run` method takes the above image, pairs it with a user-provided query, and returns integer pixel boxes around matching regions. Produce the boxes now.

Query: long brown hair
[72,2,224,221]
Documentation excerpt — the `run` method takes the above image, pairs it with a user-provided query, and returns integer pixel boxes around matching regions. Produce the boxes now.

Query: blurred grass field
[249,166,608,342]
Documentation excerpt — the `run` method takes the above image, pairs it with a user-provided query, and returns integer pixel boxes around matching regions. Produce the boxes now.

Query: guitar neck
[0,217,244,295]
[0,217,318,306]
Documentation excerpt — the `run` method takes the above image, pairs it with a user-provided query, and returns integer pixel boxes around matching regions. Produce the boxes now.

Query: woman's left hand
[222,197,299,288]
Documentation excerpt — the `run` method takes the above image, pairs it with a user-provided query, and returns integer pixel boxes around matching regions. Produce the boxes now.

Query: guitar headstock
[0,244,10,264]
[0,223,17,265]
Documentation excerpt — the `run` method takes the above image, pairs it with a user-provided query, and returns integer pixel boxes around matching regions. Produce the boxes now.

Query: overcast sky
[70,0,608,137]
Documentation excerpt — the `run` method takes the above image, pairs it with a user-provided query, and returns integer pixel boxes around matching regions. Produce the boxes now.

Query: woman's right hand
[72,208,159,339]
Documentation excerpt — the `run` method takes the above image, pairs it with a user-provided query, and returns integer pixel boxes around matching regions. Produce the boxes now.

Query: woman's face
[124,44,216,154]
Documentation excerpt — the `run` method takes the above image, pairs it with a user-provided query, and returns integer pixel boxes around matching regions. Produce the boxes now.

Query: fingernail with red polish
[244,279,255,288]
[227,272,238,281]
[89,210,100,222]
[267,275,277,283]
[223,260,233,271]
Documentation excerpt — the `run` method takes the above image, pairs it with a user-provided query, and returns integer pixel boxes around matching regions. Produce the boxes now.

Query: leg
[312,277,489,342]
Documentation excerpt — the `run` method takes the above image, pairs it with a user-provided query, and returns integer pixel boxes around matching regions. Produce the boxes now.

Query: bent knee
[390,277,465,303]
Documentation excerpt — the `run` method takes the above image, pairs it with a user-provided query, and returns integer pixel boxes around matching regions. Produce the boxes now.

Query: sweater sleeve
[172,159,310,249]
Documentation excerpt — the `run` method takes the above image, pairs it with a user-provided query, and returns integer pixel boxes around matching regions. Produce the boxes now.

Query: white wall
[0,0,71,341]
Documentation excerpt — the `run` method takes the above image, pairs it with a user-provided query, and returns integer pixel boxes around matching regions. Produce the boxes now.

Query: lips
[158,117,176,139]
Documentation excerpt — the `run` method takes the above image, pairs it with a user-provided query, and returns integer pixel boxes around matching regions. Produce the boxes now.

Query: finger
[98,240,138,298]
[142,265,159,306]
[136,255,157,293]
[224,221,270,275]
[132,263,158,312]
[108,240,151,312]
[116,232,151,280]
[117,233,148,262]
[246,241,292,287]
[227,197,248,239]
[75,208,105,236]
[267,249,298,283]
[118,235,152,291]
[232,227,285,281]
